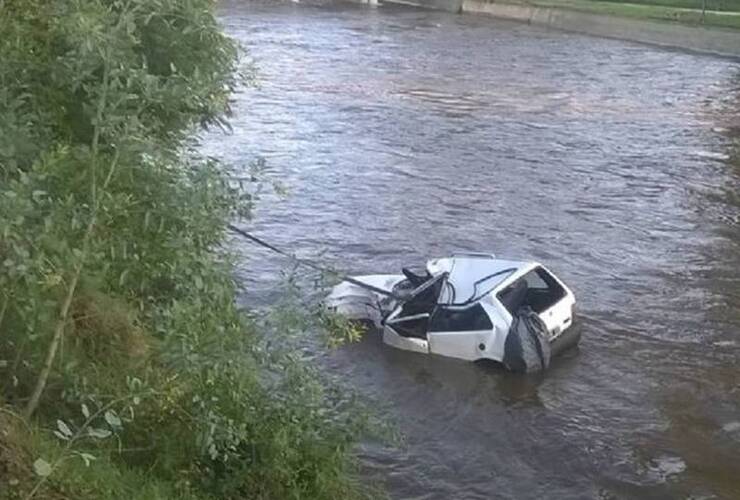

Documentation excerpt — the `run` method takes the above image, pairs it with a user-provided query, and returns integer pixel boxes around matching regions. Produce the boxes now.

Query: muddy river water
[203,2,740,498]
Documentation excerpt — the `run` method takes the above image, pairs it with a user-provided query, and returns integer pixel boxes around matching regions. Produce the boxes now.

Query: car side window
[497,267,566,315]
[429,304,492,332]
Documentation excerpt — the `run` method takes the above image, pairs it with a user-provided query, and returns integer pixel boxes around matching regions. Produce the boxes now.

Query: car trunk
[497,266,573,339]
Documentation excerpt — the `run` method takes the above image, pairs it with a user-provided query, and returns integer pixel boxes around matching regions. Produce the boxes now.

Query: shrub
[0,1,374,498]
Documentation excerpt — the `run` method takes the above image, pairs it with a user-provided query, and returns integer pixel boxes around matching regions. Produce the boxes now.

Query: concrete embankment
[463,1,740,58]
[378,0,740,59]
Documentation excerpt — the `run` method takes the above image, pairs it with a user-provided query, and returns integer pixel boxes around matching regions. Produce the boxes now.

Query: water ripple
[206,2,740,498]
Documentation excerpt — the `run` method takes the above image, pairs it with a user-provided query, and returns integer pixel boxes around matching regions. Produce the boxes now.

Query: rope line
[226,224,402,300]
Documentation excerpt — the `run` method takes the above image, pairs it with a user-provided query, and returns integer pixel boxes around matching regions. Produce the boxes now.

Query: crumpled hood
[325,274,405,327]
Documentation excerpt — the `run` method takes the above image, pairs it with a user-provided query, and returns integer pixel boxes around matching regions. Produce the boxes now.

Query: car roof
[427,255,534,305]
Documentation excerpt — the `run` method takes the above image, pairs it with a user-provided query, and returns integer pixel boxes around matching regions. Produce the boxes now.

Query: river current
[203,3,740,498]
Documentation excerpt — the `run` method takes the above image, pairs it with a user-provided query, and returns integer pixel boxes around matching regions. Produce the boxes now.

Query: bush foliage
[0,1,372,498]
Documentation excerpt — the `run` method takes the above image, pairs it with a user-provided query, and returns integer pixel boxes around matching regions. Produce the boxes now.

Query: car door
[427,302,495,361]
[384,273,446,341]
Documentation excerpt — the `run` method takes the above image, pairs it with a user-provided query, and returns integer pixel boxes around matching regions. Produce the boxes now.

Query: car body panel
[427,301,506,361]
[382,327,429,354]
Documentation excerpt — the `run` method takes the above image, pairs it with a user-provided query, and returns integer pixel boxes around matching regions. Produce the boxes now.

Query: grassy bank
[513,0,740,29]
[597,0,740,11]
[0,1,373,498]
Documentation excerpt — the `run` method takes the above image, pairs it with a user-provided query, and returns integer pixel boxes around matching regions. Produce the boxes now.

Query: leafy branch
[25,391,153,500]
[23,54,119,419]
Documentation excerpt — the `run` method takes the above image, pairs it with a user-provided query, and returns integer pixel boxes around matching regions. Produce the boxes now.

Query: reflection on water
[203,2,740,498]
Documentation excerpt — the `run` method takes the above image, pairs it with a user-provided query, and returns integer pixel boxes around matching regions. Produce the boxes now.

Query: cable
[226,224,403,300]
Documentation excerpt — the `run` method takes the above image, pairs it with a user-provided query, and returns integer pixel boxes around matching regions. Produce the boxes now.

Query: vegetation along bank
[0,1,374,499]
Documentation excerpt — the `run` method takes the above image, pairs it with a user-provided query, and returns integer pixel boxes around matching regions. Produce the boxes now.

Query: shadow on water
[205,3,740,498]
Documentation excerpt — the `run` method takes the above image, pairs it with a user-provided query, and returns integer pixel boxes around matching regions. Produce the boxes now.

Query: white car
[326,253,580,372]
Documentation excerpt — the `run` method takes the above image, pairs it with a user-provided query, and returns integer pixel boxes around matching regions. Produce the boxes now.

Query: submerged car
[326,253,580,372]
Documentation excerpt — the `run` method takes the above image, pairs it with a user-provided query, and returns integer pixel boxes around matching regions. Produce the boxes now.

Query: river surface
[203,2,740,498]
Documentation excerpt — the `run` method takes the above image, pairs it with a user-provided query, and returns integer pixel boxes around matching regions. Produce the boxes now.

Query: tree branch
[23,56,118,419]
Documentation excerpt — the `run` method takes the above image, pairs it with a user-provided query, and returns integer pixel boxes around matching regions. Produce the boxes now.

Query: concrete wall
[462,0,740,58]
[380,0,740,59]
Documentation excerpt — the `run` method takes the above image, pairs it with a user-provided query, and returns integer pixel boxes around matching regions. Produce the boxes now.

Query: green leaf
[56,419,73,438]
[33,458,52,477]
[81,403,90,419]
[76,452,97,467]
[104,410,122,428]
[53,431,69,441]
[87,428,112,439]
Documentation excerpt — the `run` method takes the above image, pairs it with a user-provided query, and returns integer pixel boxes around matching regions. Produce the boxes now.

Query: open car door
[382,273,447,354]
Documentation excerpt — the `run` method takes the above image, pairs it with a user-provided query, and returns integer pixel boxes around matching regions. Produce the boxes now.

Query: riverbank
[464,0,740,58]
[0,1,370,499]
[503,0,740,30]
[377,0,740,58]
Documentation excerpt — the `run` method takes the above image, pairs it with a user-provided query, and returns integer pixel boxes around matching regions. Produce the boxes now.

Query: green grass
[597,0,740,12]
[508,0,740,29]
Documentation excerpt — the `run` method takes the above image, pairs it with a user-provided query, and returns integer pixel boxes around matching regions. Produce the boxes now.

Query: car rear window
[497,267,566,315]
